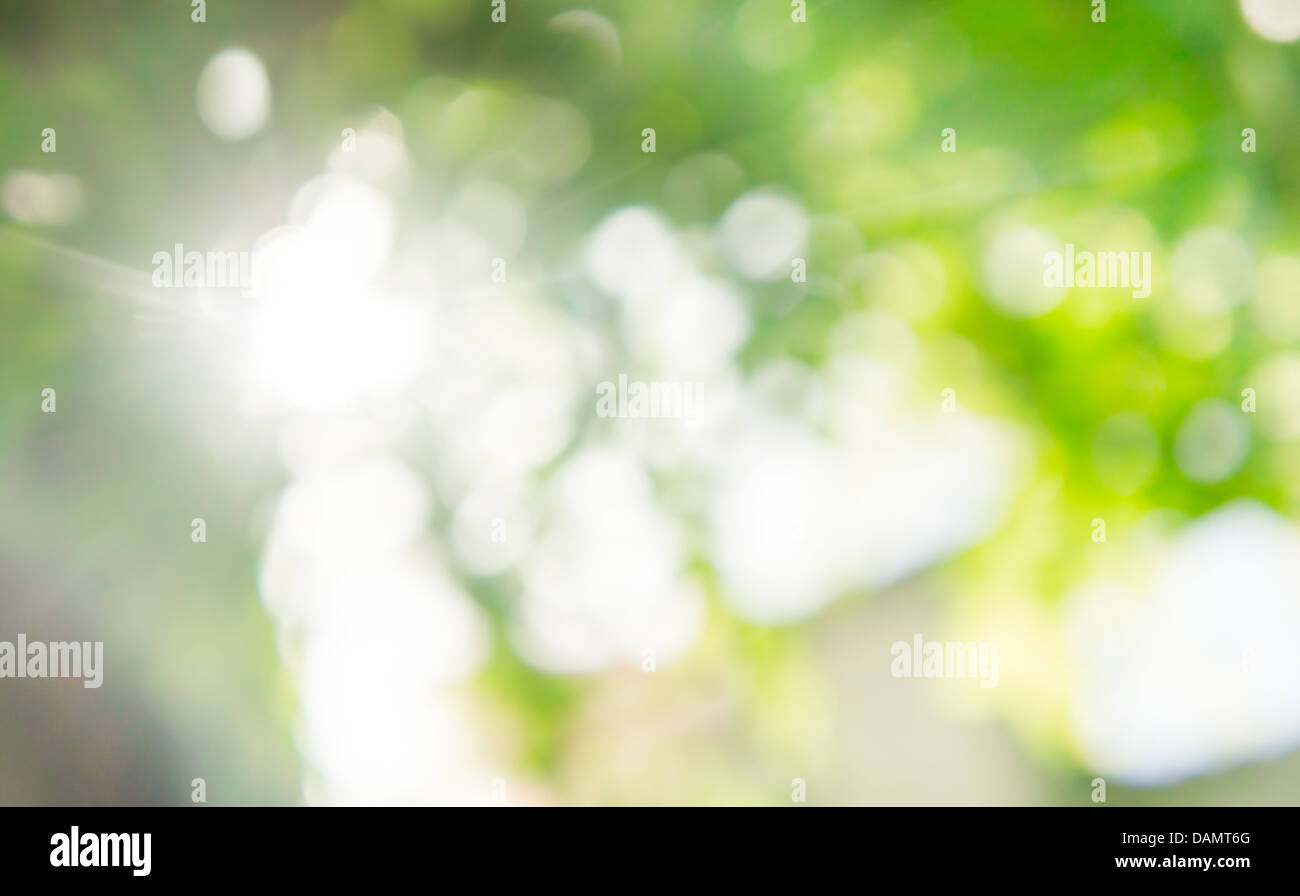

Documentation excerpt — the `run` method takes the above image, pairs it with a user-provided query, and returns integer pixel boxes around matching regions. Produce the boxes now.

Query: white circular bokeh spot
[982,227,1066,318]
[196,47,271,141]
[1173,398,1251,484]
[584,206,680,298]
[1240,0,1300,42]
[720,190,810,281]
[1067,501,1300,784]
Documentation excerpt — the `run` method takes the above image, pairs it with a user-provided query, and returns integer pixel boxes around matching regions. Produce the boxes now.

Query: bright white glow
[1240,0,1300,42]
[196,47,270,141]
[823,352,1022,587]
[276,413,393,479]
[259,460,429,625]
[840,415,1022,588]
[719,190,810,280]
[250,290,420,412]
[1067,501,1300,784]
[246,176,416,412]
[297,653,489,804]
[512,446,705,672]
[308,550,490,687]
[289,174,396,283]
[584,206,681,299]
[622,274,750,378]
[709,416,849,623]
[982,227,1065,318]
[451,478,535,577]
[607,373,745,475]
[422,295,589,490]
[260,455,495,805]
[708,353,1024,623]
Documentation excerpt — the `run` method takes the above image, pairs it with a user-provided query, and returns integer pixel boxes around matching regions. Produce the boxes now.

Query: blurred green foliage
[3,0,1300,804]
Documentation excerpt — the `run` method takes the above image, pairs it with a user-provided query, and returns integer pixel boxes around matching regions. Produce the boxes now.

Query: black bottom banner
[0,807,1289,883]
